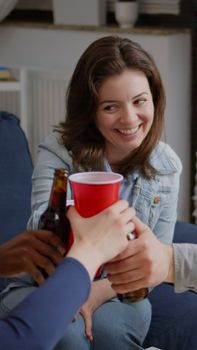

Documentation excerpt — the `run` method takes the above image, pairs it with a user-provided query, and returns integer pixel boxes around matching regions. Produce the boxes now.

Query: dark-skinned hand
[0,230,66,285]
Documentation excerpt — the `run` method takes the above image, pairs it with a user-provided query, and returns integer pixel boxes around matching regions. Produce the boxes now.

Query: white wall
[0,25,191,220]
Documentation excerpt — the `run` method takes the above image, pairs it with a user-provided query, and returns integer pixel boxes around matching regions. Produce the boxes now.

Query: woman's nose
[120,104,137,123]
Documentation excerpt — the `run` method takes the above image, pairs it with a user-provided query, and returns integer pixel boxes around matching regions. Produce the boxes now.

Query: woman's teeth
[118,126,139,135]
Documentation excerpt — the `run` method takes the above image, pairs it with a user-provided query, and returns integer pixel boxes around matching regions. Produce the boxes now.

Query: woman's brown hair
[58,35,166,177]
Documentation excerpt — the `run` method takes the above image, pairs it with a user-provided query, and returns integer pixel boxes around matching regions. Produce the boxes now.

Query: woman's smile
[117,124,142,135]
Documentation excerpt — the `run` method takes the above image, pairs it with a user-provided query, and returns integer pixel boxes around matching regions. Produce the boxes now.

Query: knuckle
[21,250,31,262]
[128,207,135,217]
[47,246,56,255]
[21,236,31,246]
[140,238,149,250]
[47,247,62,262]
[44,257,52,267]
[34,270,43,281]
[114,217,123,229]
[105,207,115,218]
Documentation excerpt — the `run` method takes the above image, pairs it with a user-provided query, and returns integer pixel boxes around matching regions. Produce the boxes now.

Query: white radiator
[28,69,69,161]
[0,68,69,161]
[0,91,20,116]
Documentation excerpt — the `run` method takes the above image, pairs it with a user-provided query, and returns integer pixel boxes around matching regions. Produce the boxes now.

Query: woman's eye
[103,105,117,112]
[134,98,146,105]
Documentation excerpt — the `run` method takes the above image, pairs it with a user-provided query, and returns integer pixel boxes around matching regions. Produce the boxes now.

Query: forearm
[163,244,175,284]
[67,242,102,280]
[93,278,116,305]
[0,258,90,349]
[67,241,116,299]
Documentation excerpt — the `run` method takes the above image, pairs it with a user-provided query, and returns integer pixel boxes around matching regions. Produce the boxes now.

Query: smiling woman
[0,36,182,350]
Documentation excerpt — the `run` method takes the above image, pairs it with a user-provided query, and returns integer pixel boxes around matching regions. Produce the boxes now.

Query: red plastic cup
[68,171,123,276]
[69,172,123,216]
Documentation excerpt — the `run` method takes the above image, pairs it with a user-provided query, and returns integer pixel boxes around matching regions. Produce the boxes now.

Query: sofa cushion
[0,111,33,291]
[173,220,197,244]
[0,111,33,243]
[144,221,197,350]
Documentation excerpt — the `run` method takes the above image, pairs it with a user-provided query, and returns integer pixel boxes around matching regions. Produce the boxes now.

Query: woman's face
[96,69,154,164]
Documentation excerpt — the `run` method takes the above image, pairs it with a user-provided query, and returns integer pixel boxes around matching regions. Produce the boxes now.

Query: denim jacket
[0,132,182,293]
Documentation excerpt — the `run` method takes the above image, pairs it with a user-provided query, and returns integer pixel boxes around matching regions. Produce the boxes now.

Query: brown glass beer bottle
[118,231,148,303]
[119,288,148,303]
[38,168,71,252]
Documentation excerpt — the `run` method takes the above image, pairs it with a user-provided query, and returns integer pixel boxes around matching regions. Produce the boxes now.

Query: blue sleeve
[0,257,91,350]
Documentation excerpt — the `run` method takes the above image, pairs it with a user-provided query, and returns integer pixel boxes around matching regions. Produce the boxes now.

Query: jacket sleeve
[151,148,182,244]
[28,133,73,230]
[0,258,90,350]
[173,244,197,293]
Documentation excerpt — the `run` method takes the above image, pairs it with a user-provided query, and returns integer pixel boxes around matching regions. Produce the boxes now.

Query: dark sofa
[1,111,197,350]
[0,111,32,291]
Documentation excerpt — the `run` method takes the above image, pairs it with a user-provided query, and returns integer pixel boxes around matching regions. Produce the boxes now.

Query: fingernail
[127,232,136,241]
[87,335,93,341]
[59,246,66,255]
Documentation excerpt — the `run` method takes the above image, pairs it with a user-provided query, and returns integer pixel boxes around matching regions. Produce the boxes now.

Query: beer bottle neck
[48,171,67,211]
